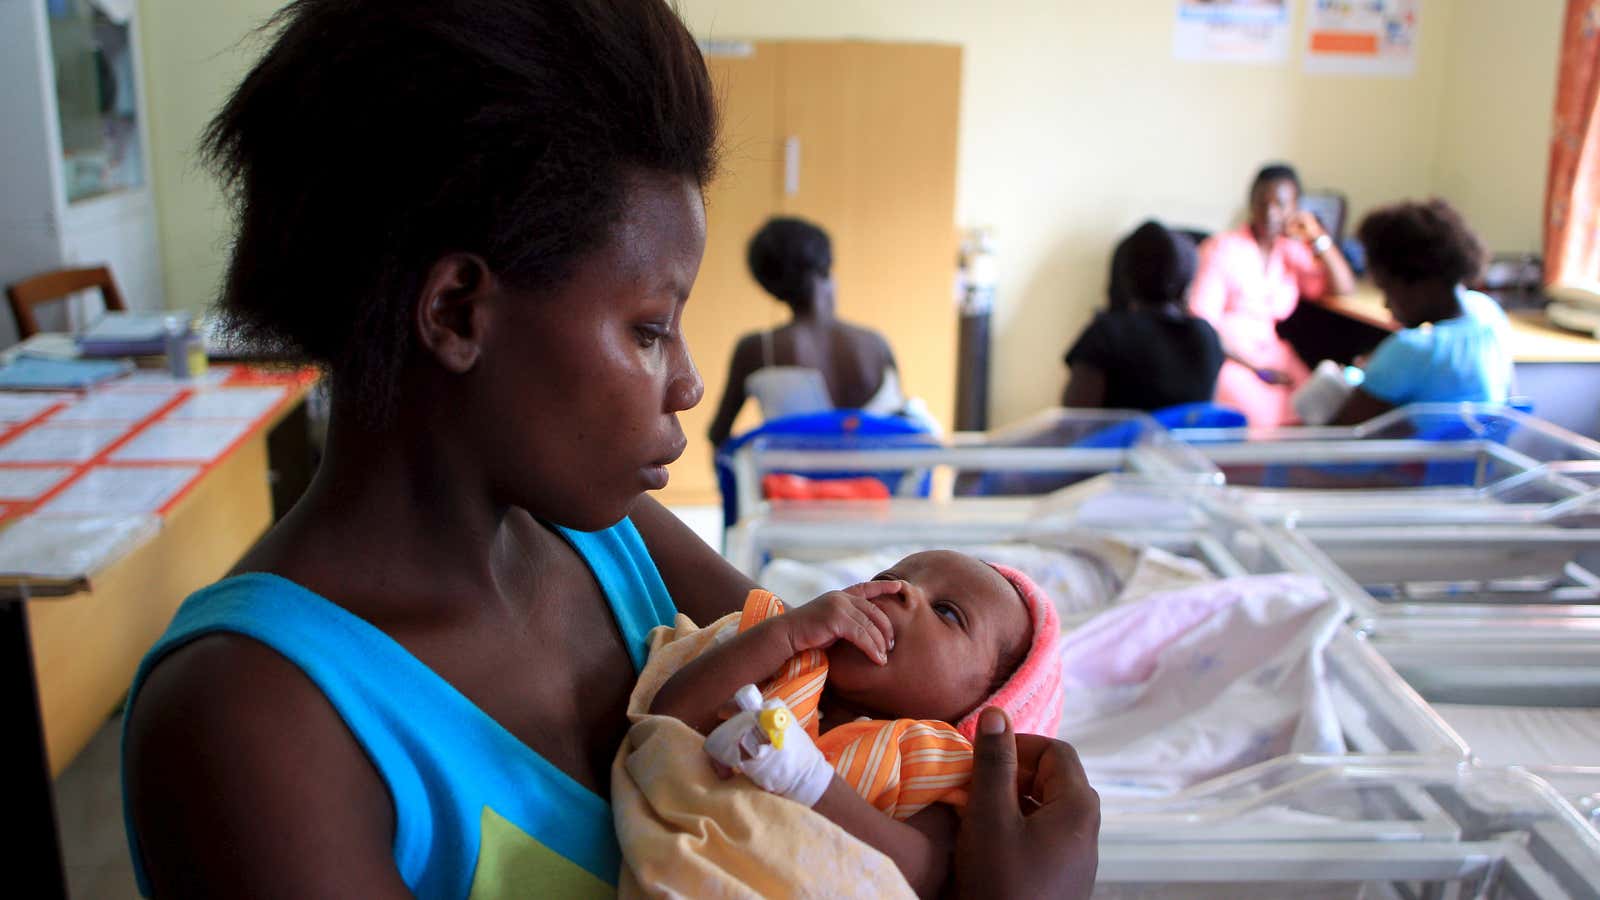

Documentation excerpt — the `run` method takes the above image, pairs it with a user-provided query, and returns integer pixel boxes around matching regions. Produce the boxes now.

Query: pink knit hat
[954,563,1064,741]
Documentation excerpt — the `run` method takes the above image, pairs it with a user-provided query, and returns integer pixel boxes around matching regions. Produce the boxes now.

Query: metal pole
[955,310,990,432]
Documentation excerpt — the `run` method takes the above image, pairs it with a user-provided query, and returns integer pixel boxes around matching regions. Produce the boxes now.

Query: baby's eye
[933,601,963,626]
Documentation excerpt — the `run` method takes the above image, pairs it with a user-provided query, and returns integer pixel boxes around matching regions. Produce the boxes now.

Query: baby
[647,549,1062,897]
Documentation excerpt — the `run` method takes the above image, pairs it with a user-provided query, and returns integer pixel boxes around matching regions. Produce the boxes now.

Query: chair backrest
[1299,192,1349,243]
[5,266,127,339]
[1150,402,1247,430]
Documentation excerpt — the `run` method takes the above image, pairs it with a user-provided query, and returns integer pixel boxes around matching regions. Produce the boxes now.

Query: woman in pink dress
[1188,164,1356,426]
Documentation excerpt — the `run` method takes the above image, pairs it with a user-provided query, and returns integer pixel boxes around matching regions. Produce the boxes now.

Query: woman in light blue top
[120,2,1099,898]
[1333,199,1511,425]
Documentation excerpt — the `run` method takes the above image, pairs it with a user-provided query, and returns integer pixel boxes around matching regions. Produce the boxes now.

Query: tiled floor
[51,504,725,897]
[667,503,723,552]
[54,714,139,899]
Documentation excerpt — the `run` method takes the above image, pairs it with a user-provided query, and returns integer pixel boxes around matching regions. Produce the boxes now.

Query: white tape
[704,684,834,808]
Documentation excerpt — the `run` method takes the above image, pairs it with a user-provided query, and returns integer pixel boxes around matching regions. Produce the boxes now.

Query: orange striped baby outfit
[738,590,973,820]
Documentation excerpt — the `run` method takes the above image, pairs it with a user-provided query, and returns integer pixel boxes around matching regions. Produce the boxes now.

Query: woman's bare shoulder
[126,634,406,896]
[727,330,767,365]
[127,632,342,744]
[835,322,896,367]
[828,320,883,347]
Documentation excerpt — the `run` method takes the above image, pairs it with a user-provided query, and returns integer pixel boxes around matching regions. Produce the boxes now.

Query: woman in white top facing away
[707,216,906,448]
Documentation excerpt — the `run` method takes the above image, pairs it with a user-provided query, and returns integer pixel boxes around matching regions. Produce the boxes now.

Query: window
[47,0,145,204]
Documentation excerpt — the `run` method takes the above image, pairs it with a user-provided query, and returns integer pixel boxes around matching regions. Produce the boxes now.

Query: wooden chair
[5,266,127,340]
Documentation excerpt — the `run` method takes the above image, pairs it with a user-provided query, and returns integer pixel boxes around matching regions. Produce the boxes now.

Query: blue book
[0,356,133,391]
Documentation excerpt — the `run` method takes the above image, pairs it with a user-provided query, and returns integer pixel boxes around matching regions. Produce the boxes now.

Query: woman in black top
[1062,221,1223,411]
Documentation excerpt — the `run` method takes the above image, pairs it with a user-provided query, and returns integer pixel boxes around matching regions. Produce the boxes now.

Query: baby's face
[827,550,1030,724]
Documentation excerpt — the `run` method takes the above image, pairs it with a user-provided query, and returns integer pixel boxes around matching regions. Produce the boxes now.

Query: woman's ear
[415,253,494,373]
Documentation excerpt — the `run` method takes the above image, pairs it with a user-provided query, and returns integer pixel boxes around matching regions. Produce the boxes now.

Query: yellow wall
[1432,0,1563,255]
[138,0,285,320]
[139,0,1564,429]
[676,0,1562,427]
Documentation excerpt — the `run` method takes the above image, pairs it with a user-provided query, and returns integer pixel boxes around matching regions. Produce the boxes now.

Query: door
[666,40,962,507]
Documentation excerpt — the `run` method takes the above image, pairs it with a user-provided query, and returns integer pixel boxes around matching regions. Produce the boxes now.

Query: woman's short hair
[1250,162,1301,198]
[1108,221,1197,310]
[1356,199,1488,285]
[746,217,833,308]
[203,0,718,417]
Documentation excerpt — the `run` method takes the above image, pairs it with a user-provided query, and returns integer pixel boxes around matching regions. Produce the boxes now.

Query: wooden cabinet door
[664,41,962,507]
[673,43,783,505]
[775,41,962,436]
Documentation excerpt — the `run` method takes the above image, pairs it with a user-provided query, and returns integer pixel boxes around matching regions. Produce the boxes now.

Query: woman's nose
[666,344,704,413]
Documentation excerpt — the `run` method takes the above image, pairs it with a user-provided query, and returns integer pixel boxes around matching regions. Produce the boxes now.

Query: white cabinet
[0,0,164,345]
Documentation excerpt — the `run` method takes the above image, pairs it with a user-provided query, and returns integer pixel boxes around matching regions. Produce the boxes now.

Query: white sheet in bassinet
[759,544,1348,798]
[1061,575,1348,796]
[1093,886,1374,899]
[1433,704,1600,767]
[755,535,1211,621]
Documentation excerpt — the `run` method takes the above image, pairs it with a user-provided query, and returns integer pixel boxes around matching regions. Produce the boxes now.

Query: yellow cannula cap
[758,707,791,749]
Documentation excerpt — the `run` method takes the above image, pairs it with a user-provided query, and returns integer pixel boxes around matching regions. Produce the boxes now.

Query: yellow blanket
[611,612,915,899]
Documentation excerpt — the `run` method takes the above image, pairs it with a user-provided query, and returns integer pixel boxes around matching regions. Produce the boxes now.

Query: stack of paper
[38,466,201,517]
[77,312,182,357]
[0,514,161,581]
[0,333,81,363]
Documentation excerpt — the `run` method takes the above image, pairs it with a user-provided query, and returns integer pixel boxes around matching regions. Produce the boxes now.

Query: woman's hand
[1288,209,1357,297]
[780,581,901,663]
[1285,210,1327,244]
[652,580,898,733]
[953,708,1100,900]
[1226,348,1292,387]
[1254,366,1293,386]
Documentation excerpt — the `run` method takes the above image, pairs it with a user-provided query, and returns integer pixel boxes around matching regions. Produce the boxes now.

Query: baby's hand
[705,686,834,807]
[781,582,900,664]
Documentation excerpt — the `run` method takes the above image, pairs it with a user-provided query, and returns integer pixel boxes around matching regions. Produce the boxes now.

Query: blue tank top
[121,518,676,899]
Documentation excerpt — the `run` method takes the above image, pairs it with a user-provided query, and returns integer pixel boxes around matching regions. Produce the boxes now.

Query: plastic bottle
[163,316,206,380]
[958,228,998,316]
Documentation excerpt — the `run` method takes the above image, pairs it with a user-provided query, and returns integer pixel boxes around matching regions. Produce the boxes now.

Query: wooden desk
[1315,283,1600,365]
[1,371,312,897]
[28,427,282,776]
[1282,283,1600,438]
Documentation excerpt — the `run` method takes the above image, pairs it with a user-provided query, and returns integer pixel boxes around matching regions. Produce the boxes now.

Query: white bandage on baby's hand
[704,684,834,808]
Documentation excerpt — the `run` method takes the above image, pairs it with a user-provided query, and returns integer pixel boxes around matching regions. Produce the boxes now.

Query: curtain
[1546,1,1600,288]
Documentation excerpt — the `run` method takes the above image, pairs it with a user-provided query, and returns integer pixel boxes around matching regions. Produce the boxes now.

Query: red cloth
[761,473,890,502]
